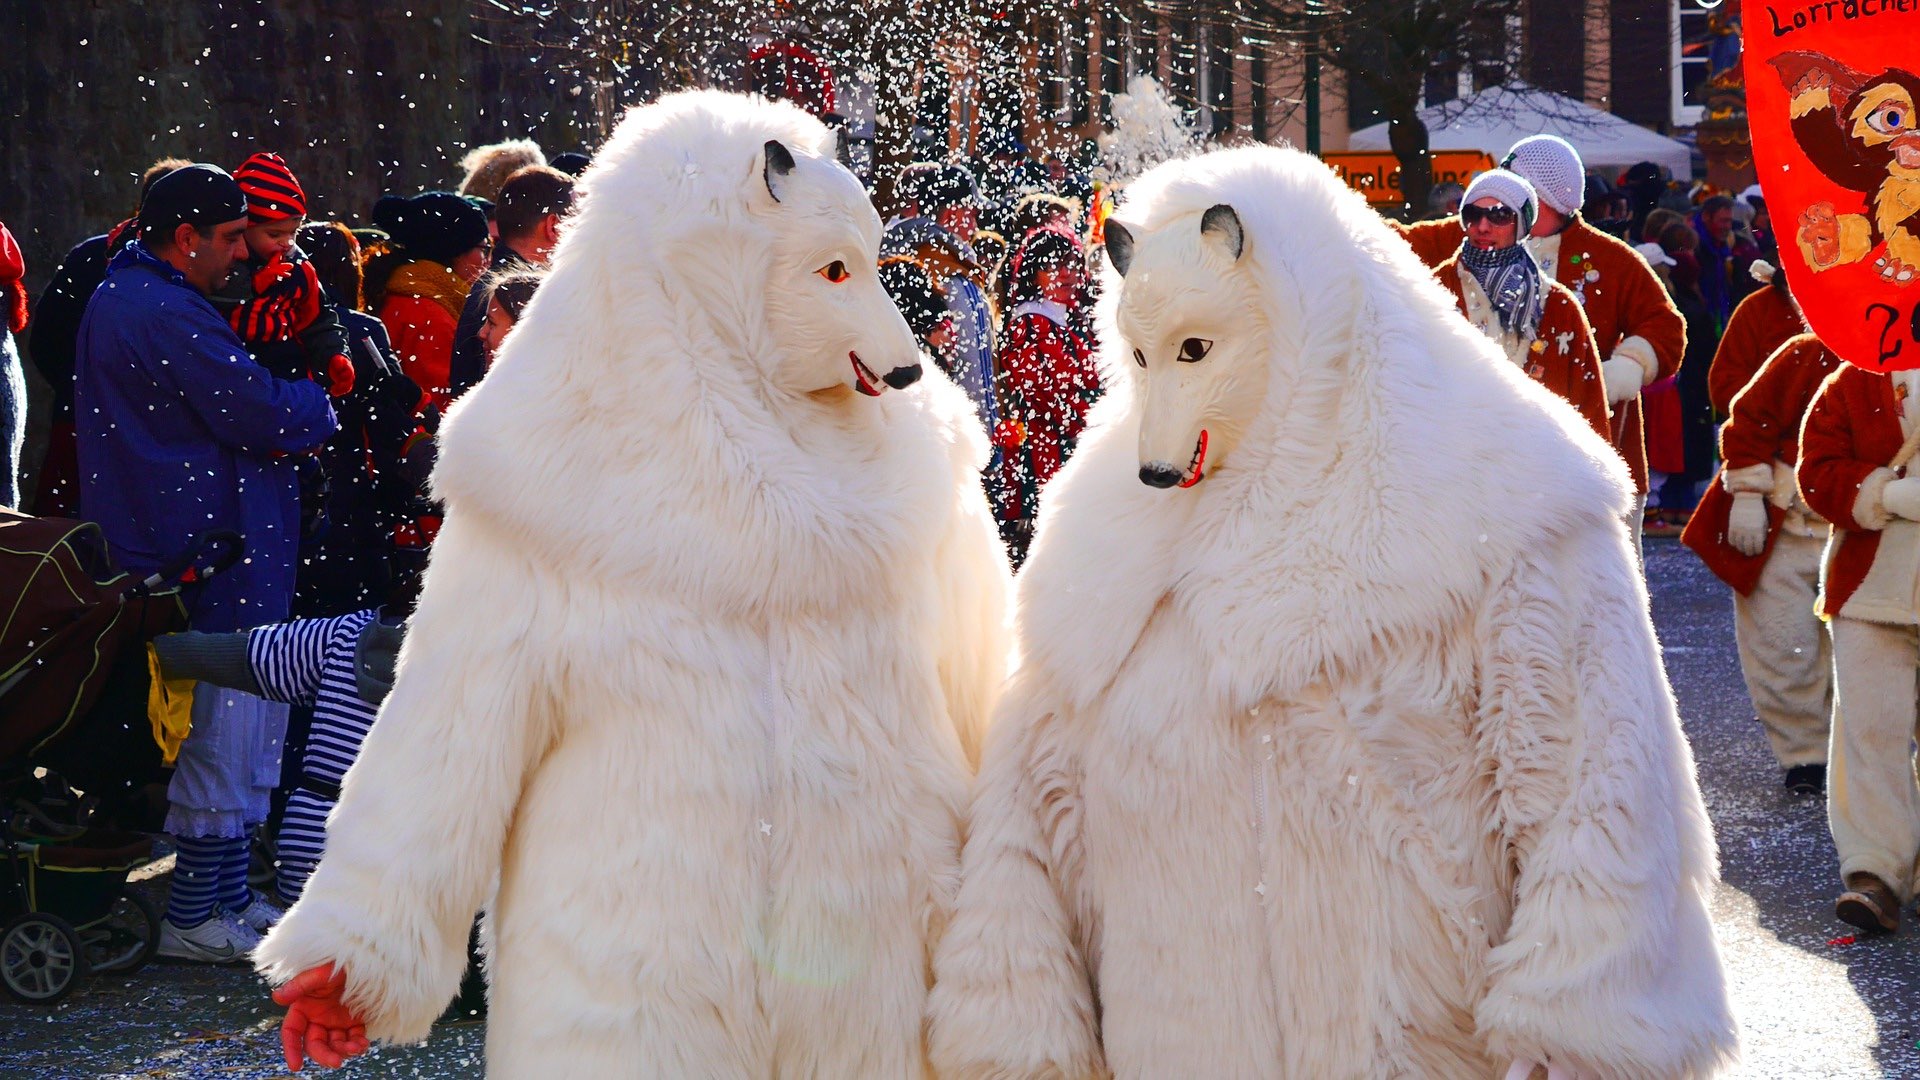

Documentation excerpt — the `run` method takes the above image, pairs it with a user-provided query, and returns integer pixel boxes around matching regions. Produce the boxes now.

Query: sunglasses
[1461,204,1519,227]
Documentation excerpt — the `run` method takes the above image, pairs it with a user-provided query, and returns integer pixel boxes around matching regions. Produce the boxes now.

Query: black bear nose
[1139,464,1183,488]
[882,364,923,390]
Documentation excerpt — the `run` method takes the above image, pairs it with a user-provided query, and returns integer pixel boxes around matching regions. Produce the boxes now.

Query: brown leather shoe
[1836,872,1901,934]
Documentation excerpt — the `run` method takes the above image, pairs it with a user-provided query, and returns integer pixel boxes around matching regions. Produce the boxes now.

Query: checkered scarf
[1459,239,1545,338]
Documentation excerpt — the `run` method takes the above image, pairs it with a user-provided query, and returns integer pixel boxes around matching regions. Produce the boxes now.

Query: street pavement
[2,537,1917,1078]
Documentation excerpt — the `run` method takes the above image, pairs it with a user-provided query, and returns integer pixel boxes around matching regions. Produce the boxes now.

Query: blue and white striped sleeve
[246,614,355,707]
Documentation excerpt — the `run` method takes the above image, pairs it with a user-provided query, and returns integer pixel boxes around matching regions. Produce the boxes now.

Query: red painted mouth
[850,352,884,397]
[1895,136,1920,170]
[1178,429,1209,487]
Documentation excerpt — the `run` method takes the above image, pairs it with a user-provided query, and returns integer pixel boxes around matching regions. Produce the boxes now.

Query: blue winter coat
[75,241,338,632]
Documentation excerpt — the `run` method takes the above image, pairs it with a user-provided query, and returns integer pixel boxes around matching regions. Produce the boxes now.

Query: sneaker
[1836,872,1901,935]
[157,913,261,964]
[227,893,286,934]
[1784,763,1827,798]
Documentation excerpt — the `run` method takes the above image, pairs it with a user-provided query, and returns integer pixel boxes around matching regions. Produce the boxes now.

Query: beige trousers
[1732,530,1832,767]
[1829,617,1920,898]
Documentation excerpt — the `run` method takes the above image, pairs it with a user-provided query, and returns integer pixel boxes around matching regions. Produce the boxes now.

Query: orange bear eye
[817,260,849,283]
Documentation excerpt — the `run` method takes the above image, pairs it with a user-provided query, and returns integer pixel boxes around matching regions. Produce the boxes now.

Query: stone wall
[0,0,601,489]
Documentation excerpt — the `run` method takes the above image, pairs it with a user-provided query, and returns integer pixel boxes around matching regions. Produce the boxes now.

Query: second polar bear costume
[256,92,1011,1075]
[929,147,1737,1078]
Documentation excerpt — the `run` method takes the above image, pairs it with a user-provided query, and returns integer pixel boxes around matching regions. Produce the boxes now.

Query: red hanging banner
[1746,0,1920,370]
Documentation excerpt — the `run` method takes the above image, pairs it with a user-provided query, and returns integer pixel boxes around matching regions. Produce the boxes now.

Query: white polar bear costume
[927,147,1738,1079]
[256,91,1011,1076]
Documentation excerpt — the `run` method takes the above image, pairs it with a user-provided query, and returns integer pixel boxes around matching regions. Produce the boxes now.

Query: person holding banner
[1681,334,1841,798]
[1797,363,1920,934]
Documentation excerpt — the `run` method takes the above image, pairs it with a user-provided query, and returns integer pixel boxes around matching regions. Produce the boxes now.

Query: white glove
[1601,355,1646,405]
[1884,475,1920,521]
[1506,1060,1597,1080]
[1727,491,1769,556]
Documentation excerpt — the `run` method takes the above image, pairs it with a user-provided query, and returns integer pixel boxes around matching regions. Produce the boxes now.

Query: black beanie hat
[138,164,248,245]
[878,259,948,338]
[549,151,591,176]
[371,191,490,266]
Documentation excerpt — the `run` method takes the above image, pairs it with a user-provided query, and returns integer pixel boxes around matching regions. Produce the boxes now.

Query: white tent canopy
[1347,82,1694,179]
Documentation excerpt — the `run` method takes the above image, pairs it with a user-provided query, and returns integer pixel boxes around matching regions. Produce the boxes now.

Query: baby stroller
[0,510,243,1002]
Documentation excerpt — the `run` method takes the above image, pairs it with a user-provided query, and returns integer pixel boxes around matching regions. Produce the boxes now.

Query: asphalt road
[2,537,1917,1078]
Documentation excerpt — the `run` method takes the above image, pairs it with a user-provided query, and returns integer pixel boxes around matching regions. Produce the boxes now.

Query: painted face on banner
[1747,0,1920,370]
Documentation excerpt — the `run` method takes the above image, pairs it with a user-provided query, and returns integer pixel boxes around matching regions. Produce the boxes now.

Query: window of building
[1101,2,1126,121]
[1671,0,1713,127]
[1169,13,1197,107]
[1203,22,1235,138]
[1065,5,1092,126]
[1250,50,1269,142]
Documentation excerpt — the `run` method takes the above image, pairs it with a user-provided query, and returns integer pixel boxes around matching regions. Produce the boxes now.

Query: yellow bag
[145,643,195,765]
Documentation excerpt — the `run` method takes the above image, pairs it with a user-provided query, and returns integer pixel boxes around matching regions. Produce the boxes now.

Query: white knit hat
[1503,135,1585,216]
[1461,168,1538,234]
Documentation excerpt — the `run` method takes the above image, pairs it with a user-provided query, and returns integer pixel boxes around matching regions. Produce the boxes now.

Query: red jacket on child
[994,300,1100,523]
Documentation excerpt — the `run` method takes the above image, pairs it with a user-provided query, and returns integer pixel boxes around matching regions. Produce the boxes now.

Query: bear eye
[1868,106,1908,135]
[1132,348,1146,368]
[1177,337,1213,362]
[817,260,850,283]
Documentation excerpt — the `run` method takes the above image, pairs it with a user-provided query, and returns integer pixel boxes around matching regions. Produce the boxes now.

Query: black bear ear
[1201,204,1244,260]
[1105,221,1135,277]
[764,140,797,203]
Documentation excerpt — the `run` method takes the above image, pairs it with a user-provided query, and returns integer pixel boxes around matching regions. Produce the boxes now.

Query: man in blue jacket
[75,163,339,963]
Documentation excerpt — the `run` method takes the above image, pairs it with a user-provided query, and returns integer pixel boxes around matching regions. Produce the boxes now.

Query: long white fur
[927,146,1738,1079]
[255,90,1011,1076]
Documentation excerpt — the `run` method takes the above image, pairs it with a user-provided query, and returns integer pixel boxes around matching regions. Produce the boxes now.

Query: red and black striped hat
[233,152,307,223]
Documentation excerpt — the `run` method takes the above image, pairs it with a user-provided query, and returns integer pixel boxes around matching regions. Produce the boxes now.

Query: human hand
[1883,475,1920,521]
[1727,491,1769,556]
[316,354,356,399]
[1600,356,1645,406]
[253,255,296,294]
[272,963,370,1071]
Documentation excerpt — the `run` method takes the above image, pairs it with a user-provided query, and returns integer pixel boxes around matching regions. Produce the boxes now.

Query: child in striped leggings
[153,609,403,920]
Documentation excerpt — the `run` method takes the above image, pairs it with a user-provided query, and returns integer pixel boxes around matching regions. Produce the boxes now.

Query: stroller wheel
[1,912,89,1004]
[83,889,161,975]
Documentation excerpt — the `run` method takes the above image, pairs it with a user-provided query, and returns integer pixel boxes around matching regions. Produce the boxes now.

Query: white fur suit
[928,147,1738,1079]
[256,92,1011,1076]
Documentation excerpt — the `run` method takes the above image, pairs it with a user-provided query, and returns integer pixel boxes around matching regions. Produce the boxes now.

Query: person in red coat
[992,228,1099,565]
[1796,363,1920,934]
[1707,262,1806,416]
[1400,138,1686,545]
[1681,334,1841,796]
[365,193,492,412]
[1432,169,1611,444]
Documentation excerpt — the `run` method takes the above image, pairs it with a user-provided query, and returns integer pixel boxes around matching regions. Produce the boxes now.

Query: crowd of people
[0,142,579,963]
[0,133,1113,966]
[0,115,1909,971]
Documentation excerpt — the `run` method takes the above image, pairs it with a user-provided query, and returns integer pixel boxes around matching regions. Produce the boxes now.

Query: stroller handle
[134,529,247,595]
